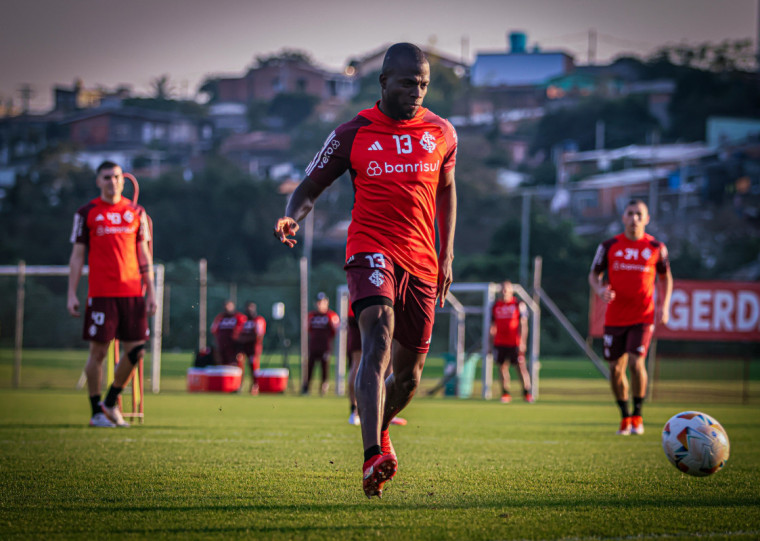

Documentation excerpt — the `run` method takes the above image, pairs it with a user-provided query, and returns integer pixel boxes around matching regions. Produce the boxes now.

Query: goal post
[0,262,165,392]
[334,281,542,400]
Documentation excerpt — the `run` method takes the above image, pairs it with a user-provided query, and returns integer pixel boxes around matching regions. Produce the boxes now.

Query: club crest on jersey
[124,210,134,224]
[368,270,385,287]
[642,247,652,260]
[420,132,436,153]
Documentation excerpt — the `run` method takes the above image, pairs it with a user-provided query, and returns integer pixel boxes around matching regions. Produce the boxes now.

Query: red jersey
[211,311,247,342]
[591,233,670,326]
[308,309,340,353]
[70,197,150,298]
[491,298,525,347]
[306,102,457,284]
[238,315,266,345]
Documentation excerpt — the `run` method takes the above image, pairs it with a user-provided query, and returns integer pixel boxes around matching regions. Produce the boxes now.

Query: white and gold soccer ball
[662,411,730,477]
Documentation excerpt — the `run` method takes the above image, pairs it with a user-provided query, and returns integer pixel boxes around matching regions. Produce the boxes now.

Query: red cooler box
[205,365,243,393]
[256,368,289,393]
[187,367,208,392]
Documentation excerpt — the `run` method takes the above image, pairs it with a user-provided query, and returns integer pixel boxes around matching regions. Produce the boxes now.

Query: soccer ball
[661,411,730,477]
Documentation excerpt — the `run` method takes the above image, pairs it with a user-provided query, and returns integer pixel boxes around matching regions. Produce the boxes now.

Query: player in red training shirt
[211,300,247,368]
[274,43,457,498]
[490,280,533,404]
[589,200,673,436]
[68,161,156,428]
[303,292,340,395]
[236,301,267,394]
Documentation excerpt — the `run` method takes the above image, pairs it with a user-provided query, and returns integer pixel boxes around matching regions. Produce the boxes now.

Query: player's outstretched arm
[137,239,157,316]
[274,177,326,248]
[656,268,673,325]
[588,270,615,303]
[435,169,457,307]
[67,243,86,317]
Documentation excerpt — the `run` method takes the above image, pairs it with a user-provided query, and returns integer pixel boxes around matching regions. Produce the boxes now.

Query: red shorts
[347,316,361,359]
[345,252,437,354]
[494,345,524,366]
[602,323,654,361]
[83,296,149,343]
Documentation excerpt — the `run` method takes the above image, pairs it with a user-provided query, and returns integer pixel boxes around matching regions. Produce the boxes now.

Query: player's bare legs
[609,354,629,402]
[498,362,511,396]
[85,341,111,396]
[348,350,361,424]
[628,353,647,434]
[356,305,394,451]
[382,342,425,428]
[610,353,633,434]
[112,340,144,387]
[356,304,397,497]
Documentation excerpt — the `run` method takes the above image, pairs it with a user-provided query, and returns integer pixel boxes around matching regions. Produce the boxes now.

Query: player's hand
[274,217,299,248]
[656,305,669,325]
[599,285,616,303]
[437,255,453,307]
[67,294,80,317]
[146,292,157,317]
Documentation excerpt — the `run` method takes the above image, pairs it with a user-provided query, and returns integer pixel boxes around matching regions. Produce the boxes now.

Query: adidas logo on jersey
[368,141,383,151]
[95,214,105,221]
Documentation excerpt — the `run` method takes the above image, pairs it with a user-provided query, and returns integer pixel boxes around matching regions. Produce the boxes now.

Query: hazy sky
[2,0,758,111]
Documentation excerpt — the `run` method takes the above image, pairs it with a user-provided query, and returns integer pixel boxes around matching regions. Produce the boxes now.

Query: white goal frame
[334,281,541,400]
[0,261,165,392]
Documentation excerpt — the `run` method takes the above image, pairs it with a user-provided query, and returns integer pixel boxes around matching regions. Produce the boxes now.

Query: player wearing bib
[68,161,156,428]
[490,281,533,403]
[303,293,340,395]
[589,200,672,436]
[275,43,457,498]
[236,302,267,394]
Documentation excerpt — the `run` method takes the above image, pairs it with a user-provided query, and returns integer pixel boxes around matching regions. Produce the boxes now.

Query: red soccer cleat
[390,416,407,426]
[380,428,396,457]
[617,416,632,435]
[362,454,398,498]
[500,393,512,404]
[630,415,644,435]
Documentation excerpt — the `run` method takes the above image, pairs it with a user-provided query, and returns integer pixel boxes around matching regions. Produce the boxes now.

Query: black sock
[632,397,643,417]
[90,395,101,417]
[350,404,357,414]
[617,400,630,418]
[104,385,123,408]
[364,445,382,463]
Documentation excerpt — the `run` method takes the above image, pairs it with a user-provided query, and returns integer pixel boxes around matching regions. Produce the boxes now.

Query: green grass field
[0,350,759,540]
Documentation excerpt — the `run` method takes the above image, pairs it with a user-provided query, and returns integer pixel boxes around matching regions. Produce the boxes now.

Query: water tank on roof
[509,31,527,54]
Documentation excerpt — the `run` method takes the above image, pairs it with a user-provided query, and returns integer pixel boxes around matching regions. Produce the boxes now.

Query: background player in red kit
[236,301,266,394]
[68,161,156,427]
[303,292,340,395]
[490,280,533,403]
[589,199,672,435]
[274,43,457,498]
[210,300,247,367]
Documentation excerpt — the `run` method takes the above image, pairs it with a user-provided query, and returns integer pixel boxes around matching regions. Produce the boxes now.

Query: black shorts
[602,323,654,361]
[83,296,149,343]
[494,345,524,366]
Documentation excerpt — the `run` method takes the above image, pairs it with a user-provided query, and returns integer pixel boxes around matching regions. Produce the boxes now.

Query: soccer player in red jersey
[236,301,267,394]
[274,43,457,497]
[67,161,156,428]
[490,280,533,403]
[303,292,340,395]
[589,200,673,436]
[211,300,247,367]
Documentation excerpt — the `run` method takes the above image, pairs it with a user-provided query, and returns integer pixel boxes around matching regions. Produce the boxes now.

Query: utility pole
[588,28,597,65]
[18,84,33,113]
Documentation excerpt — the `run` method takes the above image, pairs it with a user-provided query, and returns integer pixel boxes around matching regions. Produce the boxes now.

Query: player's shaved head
[381,43,428,75]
